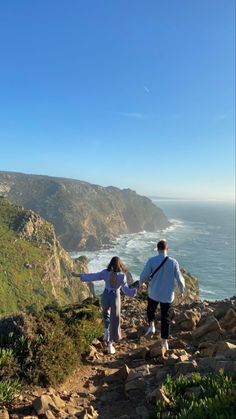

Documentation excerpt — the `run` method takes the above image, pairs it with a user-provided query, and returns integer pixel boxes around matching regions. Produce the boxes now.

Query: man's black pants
[147,297,171,339]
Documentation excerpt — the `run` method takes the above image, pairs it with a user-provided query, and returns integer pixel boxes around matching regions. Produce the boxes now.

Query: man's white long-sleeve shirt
[139,253,185,303]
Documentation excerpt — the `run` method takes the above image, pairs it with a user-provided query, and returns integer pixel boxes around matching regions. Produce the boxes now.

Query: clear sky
[0,0,235,201]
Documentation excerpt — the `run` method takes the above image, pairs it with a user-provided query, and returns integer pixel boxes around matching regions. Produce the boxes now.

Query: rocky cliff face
[0,171,170,251]
[0,197,91,316]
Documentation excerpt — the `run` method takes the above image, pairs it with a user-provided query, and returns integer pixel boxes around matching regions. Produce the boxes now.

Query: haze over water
[72,200,235,301]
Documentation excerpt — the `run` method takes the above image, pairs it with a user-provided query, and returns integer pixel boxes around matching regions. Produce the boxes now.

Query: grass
[0,197,90,316]
[150,370,236,419]
[0,379,21,407]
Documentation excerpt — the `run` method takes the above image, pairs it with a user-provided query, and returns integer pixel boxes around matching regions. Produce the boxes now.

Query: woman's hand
[70,271,80,278]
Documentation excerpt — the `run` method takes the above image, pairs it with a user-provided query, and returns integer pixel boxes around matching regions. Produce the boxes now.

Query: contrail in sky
[144,85,150,93]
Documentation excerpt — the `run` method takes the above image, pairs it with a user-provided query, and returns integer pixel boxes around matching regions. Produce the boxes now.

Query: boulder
[197,357,215,373]
[156,366,173,382]
[0,409,9,419]
[219,308,236,332]
[45,411,56,419]
[83,405,98,419]
[214,341,236,356]
[209,359,236,375]
[172,349,189,357]
[179,331,193,342]
[192,316,221,344]
[214,301,234,319]
[50,394,65,409]
[128,346,149,360]
[147,387,171,404]
[170,338,187,349]
[175,360,198,375]
[32,395,57,416]
[118,364,131,381]
[125,377,146,392]
[134,364,150,376]
[126,370,143,382]
[175,309,201,331]
[65,405,82,416]
[198,342,215,357]
[198,340,236,359]
[149,342,162,358]
[87,345,101,361]
[165,353,180,366]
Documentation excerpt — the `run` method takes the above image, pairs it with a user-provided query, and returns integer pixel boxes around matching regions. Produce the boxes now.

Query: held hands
[138,283,147,292]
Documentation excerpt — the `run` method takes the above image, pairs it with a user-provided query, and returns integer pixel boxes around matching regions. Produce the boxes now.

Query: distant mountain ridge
[0,171,170,251]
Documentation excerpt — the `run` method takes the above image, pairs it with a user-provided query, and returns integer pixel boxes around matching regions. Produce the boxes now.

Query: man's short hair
[157,239,168,251]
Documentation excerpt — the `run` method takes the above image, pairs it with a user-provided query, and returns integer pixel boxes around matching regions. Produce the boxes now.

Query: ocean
[71,200,235,301]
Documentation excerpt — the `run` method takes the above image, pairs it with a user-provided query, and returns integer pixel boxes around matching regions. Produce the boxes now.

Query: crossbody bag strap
[150,256,169,279]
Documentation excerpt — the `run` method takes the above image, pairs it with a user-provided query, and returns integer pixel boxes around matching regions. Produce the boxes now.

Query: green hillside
[0,198,91,316]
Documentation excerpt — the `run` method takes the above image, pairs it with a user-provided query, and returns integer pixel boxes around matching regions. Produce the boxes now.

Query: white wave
[199,288,216,295]
[70,218,188,273]
[168,218,184,225]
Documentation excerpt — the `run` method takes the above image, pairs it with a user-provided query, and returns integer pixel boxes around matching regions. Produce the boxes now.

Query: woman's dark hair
[107,256,127,273]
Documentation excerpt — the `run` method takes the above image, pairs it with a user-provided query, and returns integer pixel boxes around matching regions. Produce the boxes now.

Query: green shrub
[0,298,103,387]
[0,348,20,380]
[0,379,20,406]
[150,370,236,419]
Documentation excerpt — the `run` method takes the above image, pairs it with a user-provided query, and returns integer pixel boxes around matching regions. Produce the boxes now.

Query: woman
[72,256,137,354]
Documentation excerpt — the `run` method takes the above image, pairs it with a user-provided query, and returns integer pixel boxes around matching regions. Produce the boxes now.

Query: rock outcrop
[0,197,91,316]
[5,295,236,419]
[0,171,170,251]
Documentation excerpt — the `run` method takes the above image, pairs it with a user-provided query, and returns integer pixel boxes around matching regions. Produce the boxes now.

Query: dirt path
[56,298,159,418]
[9,297,155,419]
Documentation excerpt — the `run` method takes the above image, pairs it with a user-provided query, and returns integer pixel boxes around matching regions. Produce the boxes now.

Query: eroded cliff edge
[0,171,170,251]
[0,197,92,316]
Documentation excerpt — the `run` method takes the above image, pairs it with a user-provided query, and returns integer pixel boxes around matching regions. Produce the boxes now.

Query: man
[139,239,185,357]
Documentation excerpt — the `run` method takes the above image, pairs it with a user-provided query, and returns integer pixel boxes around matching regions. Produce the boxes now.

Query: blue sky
[0,0,235,200]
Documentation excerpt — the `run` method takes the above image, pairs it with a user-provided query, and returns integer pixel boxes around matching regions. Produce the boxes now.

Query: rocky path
[5,295,236,419]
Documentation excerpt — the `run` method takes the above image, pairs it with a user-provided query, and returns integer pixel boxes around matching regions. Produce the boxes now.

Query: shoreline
[70,214,235,302]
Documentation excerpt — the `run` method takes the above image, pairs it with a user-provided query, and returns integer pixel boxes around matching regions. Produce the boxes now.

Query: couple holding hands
[71,239,185,357]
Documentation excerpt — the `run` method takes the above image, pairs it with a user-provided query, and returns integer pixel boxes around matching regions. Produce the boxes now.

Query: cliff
[0,171,170,251]
[0,197,91,316]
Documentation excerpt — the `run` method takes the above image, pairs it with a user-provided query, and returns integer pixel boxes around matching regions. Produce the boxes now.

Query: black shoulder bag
[150,256,169,279]
[130,256,169,288]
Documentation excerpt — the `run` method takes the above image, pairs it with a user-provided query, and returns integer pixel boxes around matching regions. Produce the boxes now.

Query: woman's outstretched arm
[121,274,137,297]
[79,270,106,282]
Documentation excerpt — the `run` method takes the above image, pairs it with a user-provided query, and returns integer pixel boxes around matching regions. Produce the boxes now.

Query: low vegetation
[150,370,236,419]
[0,379,20,406]
[0,298,103,406]
[0,197,90,316]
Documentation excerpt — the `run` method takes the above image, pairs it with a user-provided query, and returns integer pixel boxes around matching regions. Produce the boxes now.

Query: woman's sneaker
[108,342,116,354]
[103,328,109,341]
[145,323,156,337]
